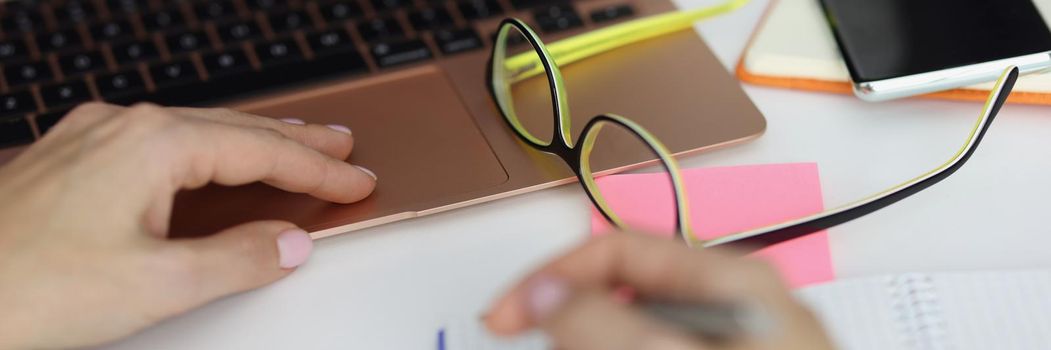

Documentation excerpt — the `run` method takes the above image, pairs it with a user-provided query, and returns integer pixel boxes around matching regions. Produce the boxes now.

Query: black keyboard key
[0,90,37,117]
[246,0,281,11]
[35,108,72,135]
[40,80,92,109]
[147,48,367,106]
[91,19,135,42]
[307,29,355,57]
[321,1,363,22]
[143,9,186,31]
[0,38,30,61]
[96,69,147,100]
[434,28,482,55]
[58,51,106,76]
[458,0,502,20]
[268,10,311,33]
[0,115,33,147]
[202,48,254,78]
[166,30,208,54]
[217,20,262,42]
[358,17,403,41]
[370,39,431,67]
[534,4,582,33]
[195,1,237,21]
[54,0,98,23]
[4,61,53,87]
[149,59,199,88]
[590,4,634,23]
[254,38,304,66]
[410,7,453,31]
[106,0,147,14]
[3,0,40,13]
[371,0,410,12]
[36,29,82,52]
[510,0,562,9]
[111,40,159,64]
[1,10,43,33]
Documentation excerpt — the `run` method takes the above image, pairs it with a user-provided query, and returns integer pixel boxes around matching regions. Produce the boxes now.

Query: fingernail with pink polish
[327,124,352,135]
[279,118,306,125]
[276,229,313,269]
[527,275,569,322]
[355,165,377,181]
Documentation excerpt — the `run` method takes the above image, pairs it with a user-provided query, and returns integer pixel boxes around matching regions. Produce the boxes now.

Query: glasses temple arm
[505,0,751,82]
[704,66,1019,255]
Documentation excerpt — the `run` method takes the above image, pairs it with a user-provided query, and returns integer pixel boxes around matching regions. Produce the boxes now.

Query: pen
[642,300,773,342]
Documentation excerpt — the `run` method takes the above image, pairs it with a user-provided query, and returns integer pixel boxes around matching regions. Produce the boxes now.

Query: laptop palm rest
[169,66,508,237]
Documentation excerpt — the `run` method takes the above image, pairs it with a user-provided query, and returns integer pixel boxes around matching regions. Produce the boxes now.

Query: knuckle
[127,101,161,109]
[52,102,118,130]
[67,101,116,118]
[104,104,189,144]
[126,102,164,115]
[126,103,174,123]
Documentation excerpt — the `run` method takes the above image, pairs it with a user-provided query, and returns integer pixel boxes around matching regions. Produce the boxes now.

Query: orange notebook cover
[735,0,1051,105]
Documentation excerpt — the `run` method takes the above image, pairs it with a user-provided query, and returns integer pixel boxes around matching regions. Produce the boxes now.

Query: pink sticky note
[591,163,834,288]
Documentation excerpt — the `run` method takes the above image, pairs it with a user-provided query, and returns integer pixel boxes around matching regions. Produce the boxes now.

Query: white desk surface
[106,0,1051,348]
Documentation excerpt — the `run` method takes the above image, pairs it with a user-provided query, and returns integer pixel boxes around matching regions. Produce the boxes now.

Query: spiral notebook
[442,270,1051,350]
[798,270,1051,350]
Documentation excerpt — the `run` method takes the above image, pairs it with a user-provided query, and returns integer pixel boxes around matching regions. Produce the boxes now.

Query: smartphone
[819,0,1051,101]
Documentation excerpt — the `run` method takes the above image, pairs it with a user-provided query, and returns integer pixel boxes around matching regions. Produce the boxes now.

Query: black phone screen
[819,0,1051,83]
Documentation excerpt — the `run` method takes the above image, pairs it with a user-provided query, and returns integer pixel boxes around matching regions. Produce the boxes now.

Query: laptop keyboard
[0,0,638,148]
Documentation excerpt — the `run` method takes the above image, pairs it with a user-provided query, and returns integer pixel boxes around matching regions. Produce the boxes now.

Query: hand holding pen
[485,233,835,350]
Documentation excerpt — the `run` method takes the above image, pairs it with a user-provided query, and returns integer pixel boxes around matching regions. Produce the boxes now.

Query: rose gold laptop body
[4,0,766,238]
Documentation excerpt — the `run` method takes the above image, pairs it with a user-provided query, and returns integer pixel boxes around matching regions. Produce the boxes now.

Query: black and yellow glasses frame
[487,18,694,237]
[487,18,1018,254]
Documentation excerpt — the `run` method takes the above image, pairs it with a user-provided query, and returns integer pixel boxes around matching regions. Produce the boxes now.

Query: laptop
[0,0,765,238]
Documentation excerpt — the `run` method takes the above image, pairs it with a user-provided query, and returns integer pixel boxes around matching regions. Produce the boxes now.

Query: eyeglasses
[487,18,1018,254]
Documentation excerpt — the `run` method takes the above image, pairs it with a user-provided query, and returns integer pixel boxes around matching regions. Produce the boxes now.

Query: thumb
[172,221,313,303]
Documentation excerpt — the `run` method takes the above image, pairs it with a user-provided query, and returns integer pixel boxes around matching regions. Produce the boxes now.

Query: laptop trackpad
[169,67,508,236]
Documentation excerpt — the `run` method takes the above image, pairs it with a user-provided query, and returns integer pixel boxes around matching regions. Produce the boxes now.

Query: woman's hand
[486,233,835,350]
[0,103,376,349]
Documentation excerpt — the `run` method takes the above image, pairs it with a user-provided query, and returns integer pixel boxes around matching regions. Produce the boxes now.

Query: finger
[155,221,312,309]
[167,107,355,160]
[172,117,376,203]
[487,233,786,335]
[528,277,705,350]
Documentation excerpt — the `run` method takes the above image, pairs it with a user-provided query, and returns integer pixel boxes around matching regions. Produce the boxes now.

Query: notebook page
[794,276,912,349]
[796,270,1051,350]
[936,270,1051,349]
